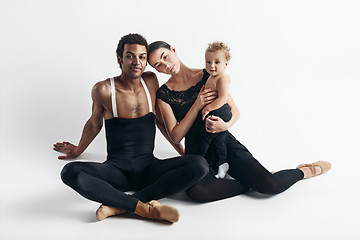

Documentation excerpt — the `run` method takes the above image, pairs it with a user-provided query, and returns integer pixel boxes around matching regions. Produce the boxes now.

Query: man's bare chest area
[115,92,150,118]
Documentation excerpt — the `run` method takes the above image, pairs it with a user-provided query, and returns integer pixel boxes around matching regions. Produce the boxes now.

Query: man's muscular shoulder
[91,79,111,104]
[142,71,158,84]
[141,71,159,93]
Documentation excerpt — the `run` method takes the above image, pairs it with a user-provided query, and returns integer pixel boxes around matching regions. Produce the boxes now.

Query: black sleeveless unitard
[157,69,304,202]
[60,77,208,211]
[105,113,156,175]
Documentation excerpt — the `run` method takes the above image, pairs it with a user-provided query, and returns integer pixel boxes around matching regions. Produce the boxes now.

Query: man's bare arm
[53,82,105,159]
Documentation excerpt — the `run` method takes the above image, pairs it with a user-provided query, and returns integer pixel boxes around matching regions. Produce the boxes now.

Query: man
[53,33,208,223]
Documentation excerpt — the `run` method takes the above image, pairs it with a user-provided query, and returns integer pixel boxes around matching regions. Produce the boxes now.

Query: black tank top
[156,69,209,154]
[105,113,155,160]
[105,77,155,171]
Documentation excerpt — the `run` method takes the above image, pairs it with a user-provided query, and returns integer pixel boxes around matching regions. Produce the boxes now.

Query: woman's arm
[155,103,185,155]
[157,99,200,144]
[157,87,217,144]
[205,93,239,133]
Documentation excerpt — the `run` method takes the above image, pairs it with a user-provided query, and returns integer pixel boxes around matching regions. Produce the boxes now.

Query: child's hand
[202,107,210,120]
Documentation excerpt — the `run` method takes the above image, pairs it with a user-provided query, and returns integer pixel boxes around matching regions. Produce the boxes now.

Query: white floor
[1,133,359,240]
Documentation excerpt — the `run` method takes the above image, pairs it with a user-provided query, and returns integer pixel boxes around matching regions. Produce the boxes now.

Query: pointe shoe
[96,205,128,221]
[296,161,331,179]
[134,201,180,223]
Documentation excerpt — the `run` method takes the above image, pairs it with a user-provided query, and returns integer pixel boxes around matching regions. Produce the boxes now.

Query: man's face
[119,44,147,78]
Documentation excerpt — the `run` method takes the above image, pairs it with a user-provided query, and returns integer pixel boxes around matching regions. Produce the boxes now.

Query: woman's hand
[53,141,80,160]
[193,86,217,111]
[205,115,229,133]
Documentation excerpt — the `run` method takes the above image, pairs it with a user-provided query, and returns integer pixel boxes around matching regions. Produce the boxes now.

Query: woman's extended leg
[186,172,250,202]
[228,158,304,194]
[226,133,304,194]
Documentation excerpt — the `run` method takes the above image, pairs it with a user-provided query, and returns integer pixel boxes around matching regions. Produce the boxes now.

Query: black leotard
[105,113,156,175]
[60,78,208,211]
[156,70,208,155]
[157,69,304,202]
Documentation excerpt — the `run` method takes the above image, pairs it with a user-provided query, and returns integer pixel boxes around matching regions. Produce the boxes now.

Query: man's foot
[134,200,180,223]
[147,200,161,207]
[296,161,331,179]
[96,205,128,221]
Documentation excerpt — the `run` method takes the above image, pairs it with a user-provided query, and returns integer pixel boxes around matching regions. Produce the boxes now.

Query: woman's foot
[96,205,128,221]
[296,161,331,179]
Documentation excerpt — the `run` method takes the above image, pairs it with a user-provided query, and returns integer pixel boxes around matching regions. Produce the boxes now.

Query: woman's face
[148,47,180,75]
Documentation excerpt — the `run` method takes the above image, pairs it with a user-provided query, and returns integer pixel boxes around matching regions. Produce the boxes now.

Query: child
[197,41,232,179]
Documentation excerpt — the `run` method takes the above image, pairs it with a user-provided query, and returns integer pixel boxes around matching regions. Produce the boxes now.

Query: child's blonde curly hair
[206,41,231,61]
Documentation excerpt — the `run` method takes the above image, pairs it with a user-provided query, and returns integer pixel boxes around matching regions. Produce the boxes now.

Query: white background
[1,0,359,239]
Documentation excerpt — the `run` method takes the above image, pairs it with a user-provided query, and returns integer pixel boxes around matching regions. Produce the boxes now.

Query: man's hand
[53,141,79,160]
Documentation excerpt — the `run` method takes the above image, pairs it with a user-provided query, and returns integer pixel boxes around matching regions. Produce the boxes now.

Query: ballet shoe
[134,201,180,223]
[96,205,128,221]
[296,161,331,179]
[147,200,161,207]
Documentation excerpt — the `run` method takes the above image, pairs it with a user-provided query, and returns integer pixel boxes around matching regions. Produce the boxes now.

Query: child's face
[205,50,228,77]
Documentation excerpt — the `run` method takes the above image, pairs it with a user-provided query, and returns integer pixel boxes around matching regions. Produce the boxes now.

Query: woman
[148,41,331,202]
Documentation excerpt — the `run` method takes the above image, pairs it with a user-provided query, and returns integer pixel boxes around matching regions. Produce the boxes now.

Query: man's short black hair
[116,33,148,59]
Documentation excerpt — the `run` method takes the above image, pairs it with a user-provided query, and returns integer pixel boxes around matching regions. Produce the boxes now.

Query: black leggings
[197,104,232,168]
[61,155,208,211]
[186,133,304,202]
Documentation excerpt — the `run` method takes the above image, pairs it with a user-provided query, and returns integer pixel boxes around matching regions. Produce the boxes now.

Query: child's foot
[96,205,128,221]
[215,162,229,179]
